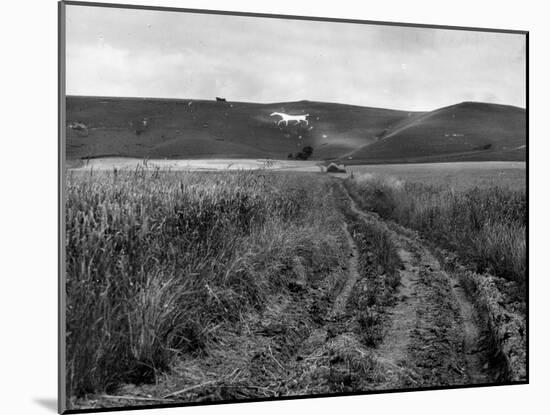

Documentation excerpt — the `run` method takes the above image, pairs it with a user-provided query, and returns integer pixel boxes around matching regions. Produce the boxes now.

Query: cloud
[65,4,526,110]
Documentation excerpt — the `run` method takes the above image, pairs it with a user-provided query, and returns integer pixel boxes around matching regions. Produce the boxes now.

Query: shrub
[295,146,314,160]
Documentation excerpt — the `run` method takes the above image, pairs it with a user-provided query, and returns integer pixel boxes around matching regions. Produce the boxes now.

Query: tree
[295,146,314,160]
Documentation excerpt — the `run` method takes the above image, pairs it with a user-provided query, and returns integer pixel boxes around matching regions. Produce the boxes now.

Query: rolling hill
[65,96,526,163]
[345,102,526,163]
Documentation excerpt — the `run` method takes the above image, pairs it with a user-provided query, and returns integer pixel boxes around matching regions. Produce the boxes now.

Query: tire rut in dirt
[273,220,378,395]
[341,183,494,387]
[330,223,362,319]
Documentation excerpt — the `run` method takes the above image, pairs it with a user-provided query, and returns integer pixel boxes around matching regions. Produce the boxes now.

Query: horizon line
[65,94,526,112]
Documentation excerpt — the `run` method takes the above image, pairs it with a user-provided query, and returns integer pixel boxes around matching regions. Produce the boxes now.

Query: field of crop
[344,163,527,297]
[65,169,347,399]
[65,162,527,409]
[348,162,526,190]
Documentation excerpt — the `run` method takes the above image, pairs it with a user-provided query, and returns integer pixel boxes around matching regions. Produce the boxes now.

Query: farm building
[326,163,346,173]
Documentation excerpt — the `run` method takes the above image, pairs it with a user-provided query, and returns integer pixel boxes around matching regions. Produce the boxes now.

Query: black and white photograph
[59,1,527,412]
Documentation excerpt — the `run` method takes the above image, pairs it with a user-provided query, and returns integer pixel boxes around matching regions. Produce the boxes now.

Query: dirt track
[239,185,496,394]
[342,185,493,387]
[330,223,361,319]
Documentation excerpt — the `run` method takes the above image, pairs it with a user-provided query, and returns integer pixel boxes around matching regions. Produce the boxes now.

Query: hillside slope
[66,96,411,161]
[66,97,526,162]
[345,102,526,163]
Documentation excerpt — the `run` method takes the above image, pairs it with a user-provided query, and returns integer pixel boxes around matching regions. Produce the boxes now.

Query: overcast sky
[66,5,526,111]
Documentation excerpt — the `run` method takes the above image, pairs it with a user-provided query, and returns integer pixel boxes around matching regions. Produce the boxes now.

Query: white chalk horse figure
[270,112,309,126]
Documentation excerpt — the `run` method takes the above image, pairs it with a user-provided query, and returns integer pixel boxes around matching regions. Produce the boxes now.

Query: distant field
[67,157,323,172]
[349,161,526,190]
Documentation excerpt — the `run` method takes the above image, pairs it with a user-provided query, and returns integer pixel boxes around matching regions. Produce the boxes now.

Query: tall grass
[66,170,343,397]
[344,174,526,293]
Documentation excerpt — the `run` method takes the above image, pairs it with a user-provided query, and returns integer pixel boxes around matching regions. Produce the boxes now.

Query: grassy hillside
[66,96,410,161]
[345,102,526,163]
[66,97,526,162]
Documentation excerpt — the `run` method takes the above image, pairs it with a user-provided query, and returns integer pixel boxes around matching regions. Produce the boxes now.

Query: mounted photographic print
[58,1,528,413]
